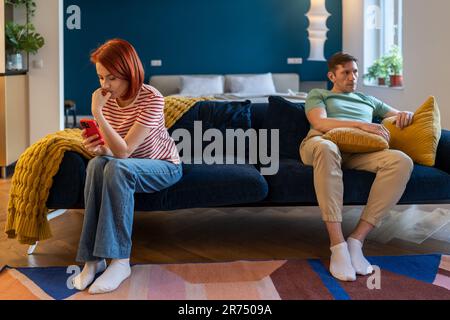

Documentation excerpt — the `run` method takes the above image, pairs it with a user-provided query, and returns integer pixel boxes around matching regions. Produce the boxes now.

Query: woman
[72,39,182,294]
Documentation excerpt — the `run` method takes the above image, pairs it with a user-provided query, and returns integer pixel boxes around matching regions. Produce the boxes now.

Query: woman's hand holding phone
[81,129,112,156]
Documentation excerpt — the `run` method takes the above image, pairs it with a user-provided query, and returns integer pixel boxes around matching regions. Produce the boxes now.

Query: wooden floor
[1,177,449,268]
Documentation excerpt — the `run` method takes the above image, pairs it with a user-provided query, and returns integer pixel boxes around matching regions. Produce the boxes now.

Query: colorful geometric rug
[1,254,449,300]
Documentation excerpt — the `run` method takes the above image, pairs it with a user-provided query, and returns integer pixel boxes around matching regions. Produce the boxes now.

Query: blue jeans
[76,156,183,262]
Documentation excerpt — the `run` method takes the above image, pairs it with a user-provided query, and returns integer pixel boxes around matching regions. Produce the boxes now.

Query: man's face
[328,61,358,93]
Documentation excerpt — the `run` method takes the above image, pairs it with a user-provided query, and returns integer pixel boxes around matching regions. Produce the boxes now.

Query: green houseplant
[5,22,44,55]
[382,45,403,87]
[4,0,44,71]
[364,58,388,86]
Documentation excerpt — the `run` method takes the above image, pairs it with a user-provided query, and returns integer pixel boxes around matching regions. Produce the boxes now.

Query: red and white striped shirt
[103,84,181,164]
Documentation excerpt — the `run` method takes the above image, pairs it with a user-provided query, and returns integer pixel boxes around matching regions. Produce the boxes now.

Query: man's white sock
[88,258,131,294]
[347,237,374,275]
[72,259,107,291]
[329,242,356,281]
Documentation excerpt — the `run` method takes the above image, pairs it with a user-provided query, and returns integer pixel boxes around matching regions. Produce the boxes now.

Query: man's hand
[91,88,112,117]
[394,111,414,129]
[358,123,391,143]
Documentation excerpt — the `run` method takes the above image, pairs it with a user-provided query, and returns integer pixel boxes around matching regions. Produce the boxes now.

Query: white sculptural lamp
[306,0,331,61]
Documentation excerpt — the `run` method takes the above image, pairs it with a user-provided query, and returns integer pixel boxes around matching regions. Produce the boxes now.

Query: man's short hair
[327,52,358,73]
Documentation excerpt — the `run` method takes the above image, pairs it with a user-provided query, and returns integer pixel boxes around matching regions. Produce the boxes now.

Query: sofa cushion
[48,155,269,210]
[169,100,252,162]
[265,96,309,160]
[134,163,268,211]
[322,127,388,153]
[47,151,88,209]
[435,129,450,175]
[383,96,441,166]
[169,100,252,133]
[264,159,450,204]
[399,164,450,203]
[250,103,269,130]
[263,159,316,203]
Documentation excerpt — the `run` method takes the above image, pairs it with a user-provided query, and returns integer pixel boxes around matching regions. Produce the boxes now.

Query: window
[364,0,403,87]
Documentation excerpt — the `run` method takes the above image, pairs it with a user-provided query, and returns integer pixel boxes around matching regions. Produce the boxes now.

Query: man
[300,52,414,281]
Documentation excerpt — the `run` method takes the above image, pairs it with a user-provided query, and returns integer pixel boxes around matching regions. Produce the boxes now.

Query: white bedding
[150,73,301,97]
[150,73,309,103]
[210,92,307,103]
[168,92,307,104]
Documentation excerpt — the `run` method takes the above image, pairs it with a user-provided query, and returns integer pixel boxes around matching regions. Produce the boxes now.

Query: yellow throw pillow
[322,127,389,153]
[382,96,441,166]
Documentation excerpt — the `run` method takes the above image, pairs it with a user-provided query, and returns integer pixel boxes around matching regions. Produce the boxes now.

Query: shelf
[0,70,28,76]
[0,74,29,169]
[1,2,30,173]
[1,1,30,75]
[363,83,404,90]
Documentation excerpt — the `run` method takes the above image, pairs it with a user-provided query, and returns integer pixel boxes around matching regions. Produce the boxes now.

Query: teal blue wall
[64,0,342,115]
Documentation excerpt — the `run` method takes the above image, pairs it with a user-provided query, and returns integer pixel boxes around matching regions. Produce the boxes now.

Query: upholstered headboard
[149,73,300,96]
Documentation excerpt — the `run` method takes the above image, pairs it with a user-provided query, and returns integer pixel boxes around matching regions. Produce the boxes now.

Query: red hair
[90,39,144,101]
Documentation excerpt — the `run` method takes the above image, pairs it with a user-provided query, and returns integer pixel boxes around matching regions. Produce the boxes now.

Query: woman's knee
[103,159,136,183]
[86,156,109,175]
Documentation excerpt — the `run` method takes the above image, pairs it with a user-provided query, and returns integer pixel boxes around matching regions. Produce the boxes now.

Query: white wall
[343,0,450,129]
[28,0,64,144]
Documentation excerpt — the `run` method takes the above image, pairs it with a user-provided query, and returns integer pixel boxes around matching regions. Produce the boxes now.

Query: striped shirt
[103,84,181,164]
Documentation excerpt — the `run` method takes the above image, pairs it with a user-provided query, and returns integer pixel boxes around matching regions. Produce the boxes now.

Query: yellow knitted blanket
[5,96,207,245]
[5,129,93,245]
[164,96,210,128]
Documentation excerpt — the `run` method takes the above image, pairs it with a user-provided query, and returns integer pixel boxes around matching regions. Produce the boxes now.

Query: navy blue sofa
[47,96,450,211]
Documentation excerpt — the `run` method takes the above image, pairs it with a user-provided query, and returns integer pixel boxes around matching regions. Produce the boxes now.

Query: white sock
[329,242,356,281]
[72,259,107,291]
[347,237,374,275]
[88,258,131,294]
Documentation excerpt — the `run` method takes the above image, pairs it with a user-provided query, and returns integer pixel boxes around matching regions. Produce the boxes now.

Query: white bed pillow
[179,75,224,96]
[226,73,276,95]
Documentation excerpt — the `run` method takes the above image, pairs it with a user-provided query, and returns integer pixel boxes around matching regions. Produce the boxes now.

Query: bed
[149,73,327,103]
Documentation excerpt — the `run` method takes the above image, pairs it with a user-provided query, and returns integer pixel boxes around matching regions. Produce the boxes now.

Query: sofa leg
[27,209,68,255]
[27,242,38,255]
[47,209,68,221]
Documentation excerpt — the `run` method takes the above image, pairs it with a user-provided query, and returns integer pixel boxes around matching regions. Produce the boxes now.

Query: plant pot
[377,78,386,86]
[389,75,403,87]
[6,52,24,71]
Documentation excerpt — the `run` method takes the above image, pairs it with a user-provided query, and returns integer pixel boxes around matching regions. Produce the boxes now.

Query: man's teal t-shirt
[305,89,393,124]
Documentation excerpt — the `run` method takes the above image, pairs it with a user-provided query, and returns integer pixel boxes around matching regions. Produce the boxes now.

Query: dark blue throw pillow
[265,96,310,160]
[169,100,253,162]
[169,100,252,133]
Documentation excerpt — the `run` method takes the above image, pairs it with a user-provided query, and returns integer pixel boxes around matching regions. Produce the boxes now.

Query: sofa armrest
[46,151,89,209]
[435,129,450,174]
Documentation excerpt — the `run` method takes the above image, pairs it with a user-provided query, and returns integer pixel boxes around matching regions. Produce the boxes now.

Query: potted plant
[364,58,388,86]
[5,22,44,71]
[4,0,44,71]
[382,45,403,87]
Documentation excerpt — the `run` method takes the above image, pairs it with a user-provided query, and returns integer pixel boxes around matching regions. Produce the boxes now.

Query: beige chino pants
[299,129,414,227]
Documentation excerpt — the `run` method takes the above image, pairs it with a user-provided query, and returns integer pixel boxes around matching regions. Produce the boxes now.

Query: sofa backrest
[249,103,269,131]
[168,100,253,162]
[168,99,309,162]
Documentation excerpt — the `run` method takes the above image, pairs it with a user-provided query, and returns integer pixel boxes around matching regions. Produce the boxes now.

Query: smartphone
[80,118,105,145]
